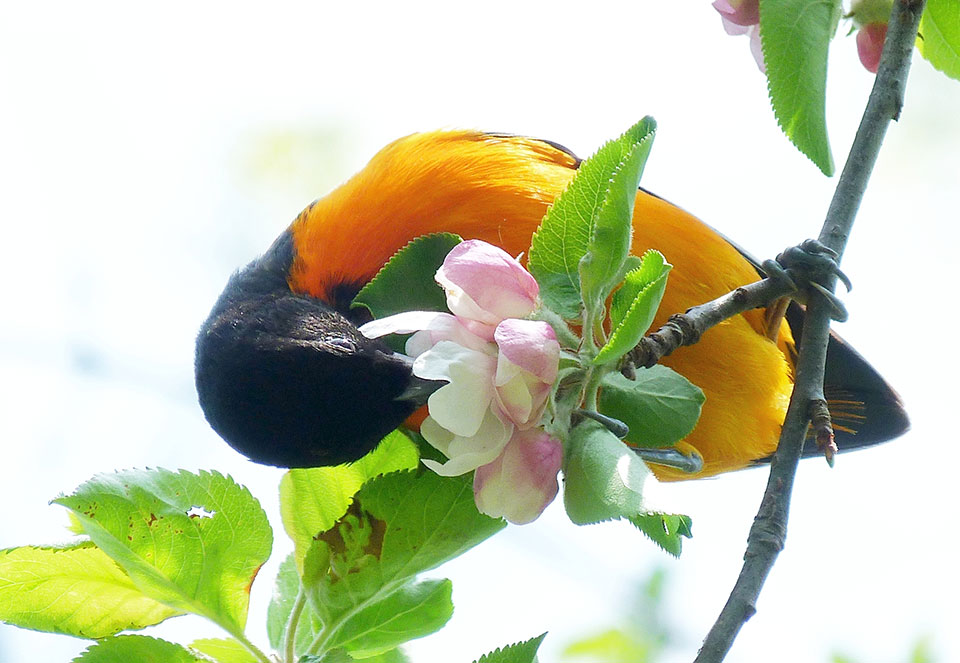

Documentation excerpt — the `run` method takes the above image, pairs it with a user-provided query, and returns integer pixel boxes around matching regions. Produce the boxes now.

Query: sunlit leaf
[280,430,419,571]
[0,542,180,638]
[918,0,960,81]
[72,635,204,663]
[54,469,271,636]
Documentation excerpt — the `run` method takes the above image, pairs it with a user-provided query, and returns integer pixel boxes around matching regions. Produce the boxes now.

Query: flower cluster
[360,240,563,525]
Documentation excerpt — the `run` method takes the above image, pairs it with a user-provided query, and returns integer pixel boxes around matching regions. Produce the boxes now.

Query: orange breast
[288,130,793,480]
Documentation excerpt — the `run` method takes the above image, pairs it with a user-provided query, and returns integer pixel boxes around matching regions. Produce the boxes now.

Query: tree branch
[623,278,793,372]
[692,2,926,661]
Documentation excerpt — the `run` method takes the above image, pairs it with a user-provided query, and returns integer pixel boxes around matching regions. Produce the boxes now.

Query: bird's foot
[761,239,851,322]
[633,446,703,474]
[573,409,629,439]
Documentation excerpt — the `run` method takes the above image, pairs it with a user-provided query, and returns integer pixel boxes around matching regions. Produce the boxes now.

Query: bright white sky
[1,3,958,662]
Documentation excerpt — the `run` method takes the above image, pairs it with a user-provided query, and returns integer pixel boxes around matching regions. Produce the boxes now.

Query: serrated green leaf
[578,122,657,316]
[626,513,693,558]
[609,250,667,330]
[593,250,671,365]
[305,650,411,663]
[473,633,547,663]
[352,233,462,319]
[528,118,656,318]
[562,421,650,525]
[919,0,960,81]
[360,648,412,663]
[280,430,419,571]
[189,638,260,663]
[760,0,841,175]
[72,635,204,663]
[53,469,272,637]
[599,367,704,448]
[333,578,453,657]
[266,554,323,657]
[307,471,504,657]
[0,542,180,638]
[358,470,505,580]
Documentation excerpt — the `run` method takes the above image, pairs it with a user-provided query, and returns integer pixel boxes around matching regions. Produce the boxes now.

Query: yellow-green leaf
[0,542,180,638]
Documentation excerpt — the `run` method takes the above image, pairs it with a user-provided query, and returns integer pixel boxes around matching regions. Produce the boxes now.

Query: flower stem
[283,586,307,663]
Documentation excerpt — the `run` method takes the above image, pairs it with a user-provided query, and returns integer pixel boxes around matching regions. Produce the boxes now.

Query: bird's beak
[391,352,445,404]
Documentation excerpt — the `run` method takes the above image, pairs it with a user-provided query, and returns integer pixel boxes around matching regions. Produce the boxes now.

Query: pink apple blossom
[473,429,563,525]
[358,239,562,523]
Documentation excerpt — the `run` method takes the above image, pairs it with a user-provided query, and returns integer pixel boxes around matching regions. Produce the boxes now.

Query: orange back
[289,131,794,479]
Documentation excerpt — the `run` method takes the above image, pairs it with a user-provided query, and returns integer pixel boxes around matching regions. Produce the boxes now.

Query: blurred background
[1,3,957,662]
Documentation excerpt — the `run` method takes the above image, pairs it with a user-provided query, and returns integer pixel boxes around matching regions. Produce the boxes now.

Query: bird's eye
[324,336,358,353]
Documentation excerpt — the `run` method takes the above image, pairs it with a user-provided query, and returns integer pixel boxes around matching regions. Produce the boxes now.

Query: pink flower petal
[473,430,562,525]
[436,240,539,324]
[494,319,560,384]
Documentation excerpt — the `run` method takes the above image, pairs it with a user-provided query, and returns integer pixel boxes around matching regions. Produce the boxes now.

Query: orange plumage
[283,130,803,480]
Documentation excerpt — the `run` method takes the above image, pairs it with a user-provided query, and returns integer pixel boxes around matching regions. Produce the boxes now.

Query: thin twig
[693,2,925,662]
[623,278,793,371]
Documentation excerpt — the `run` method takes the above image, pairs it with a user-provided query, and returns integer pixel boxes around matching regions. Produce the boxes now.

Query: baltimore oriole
[195,130,907,480]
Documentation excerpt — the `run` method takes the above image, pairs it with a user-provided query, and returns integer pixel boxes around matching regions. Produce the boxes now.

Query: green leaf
[760,0,841,175]
[266,554,323,657]
[528,118,657,318]
[332,578,453,657]
[0,542,180,638]
[352,233,462,319]
[357,470,505,580]
[306,471,504,657]
[626,513,693,558]
[302,648,411,663]
[578,121,657,316]
[189,638,260,663]
[280,430,419,571]
[72,635,204,663]
[473,633,548,663]
[53,469,272,637]
[562,421,651,525]
[593,250,671,365]
[919,0,960,81]
[599,367,704,448]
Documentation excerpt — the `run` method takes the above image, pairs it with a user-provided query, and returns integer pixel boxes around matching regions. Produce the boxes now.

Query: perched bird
[195,131,907,480]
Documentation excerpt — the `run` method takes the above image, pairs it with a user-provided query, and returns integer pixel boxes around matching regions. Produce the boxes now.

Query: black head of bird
[194,232,440,467]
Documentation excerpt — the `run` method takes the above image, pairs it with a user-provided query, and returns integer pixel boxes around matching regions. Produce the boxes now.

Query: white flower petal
[359,311,451,339]
[415,341,496,437]
[422,409,514,476]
